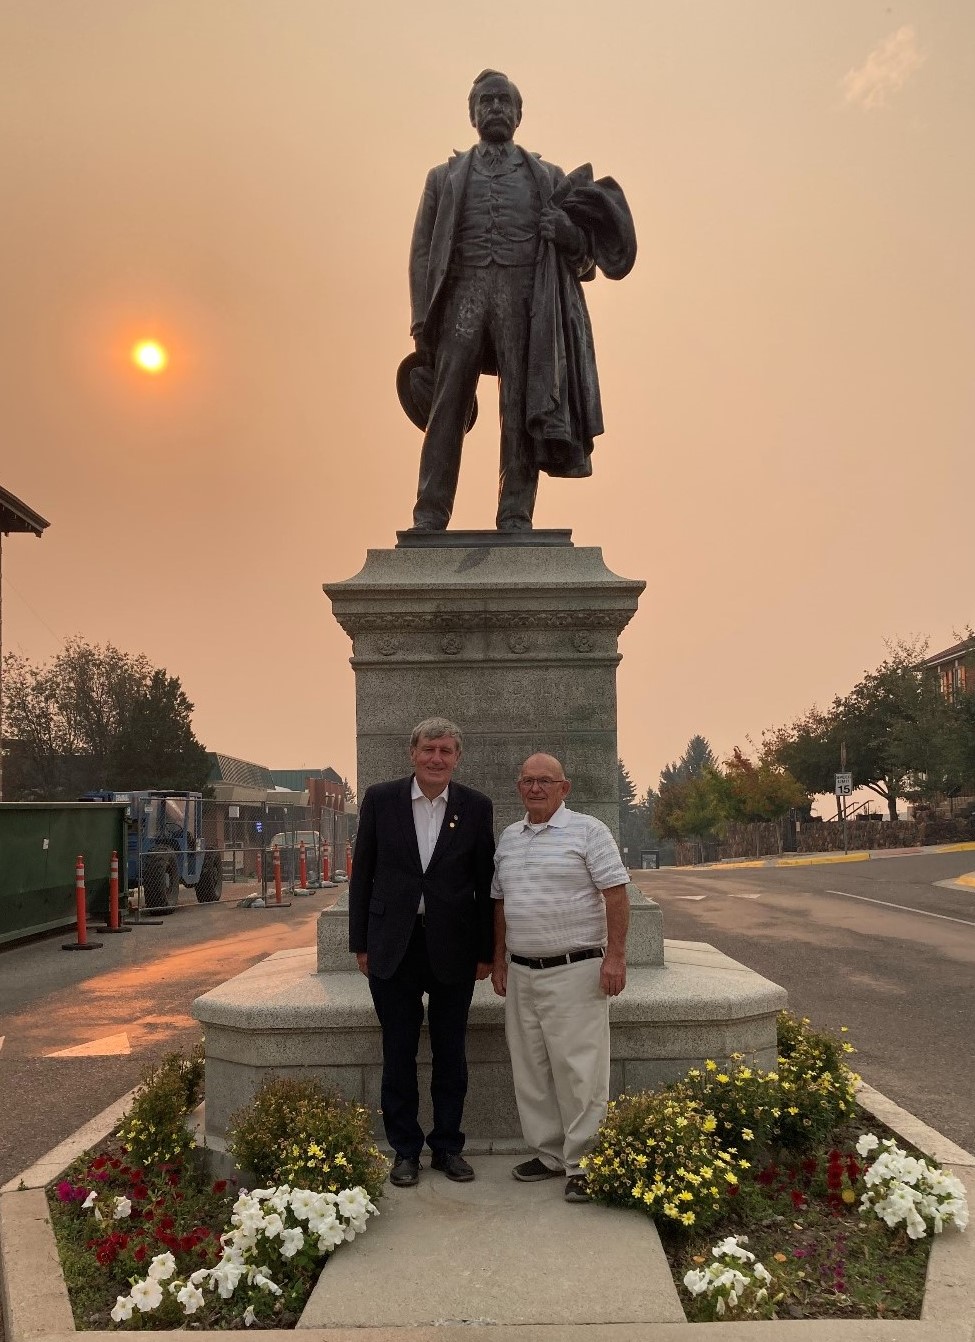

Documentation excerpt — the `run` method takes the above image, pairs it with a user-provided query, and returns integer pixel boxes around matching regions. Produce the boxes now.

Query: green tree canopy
[764,638,966,820]
[721,747,808,826]
[2,637,210,799]
[659,735,717,788]
[618,757,654,857]
[655,771,724,844]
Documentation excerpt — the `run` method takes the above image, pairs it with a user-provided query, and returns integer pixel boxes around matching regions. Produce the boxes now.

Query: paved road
[632,849,975,1153]
[0,883,341,1187]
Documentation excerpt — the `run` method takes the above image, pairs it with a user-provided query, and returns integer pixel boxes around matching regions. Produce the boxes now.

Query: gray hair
[410,717,464,752]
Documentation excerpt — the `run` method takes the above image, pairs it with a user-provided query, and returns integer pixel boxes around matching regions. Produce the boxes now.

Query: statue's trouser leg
[491,265,538,530]
[413,270,487,529]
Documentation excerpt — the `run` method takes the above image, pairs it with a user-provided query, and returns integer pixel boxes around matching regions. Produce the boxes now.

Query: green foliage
[49,1139,237,1329]
[721,748,808,826]
[586,1016,861,1239]
[1,636,210,799]
[582,1086,745,1231]
[764,636,975,820]
[660,735,717,787]
[655,747,805,847]
[680,1057,781,1154]
[775,1011,859,1149]
[118,1045,204,1168]
[655,770,724,842]
[227,1076,388,1201]
[618,757,654,856]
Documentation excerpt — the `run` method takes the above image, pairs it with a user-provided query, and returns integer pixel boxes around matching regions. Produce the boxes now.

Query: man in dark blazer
[349,718,495,1187]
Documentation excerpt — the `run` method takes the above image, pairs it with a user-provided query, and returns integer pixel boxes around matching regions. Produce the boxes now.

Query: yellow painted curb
[953,872,975,889]
[932,841,975,854]
[777,852,871,867]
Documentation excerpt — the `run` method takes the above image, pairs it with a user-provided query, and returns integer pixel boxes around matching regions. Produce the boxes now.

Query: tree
[762,705,845,815]
[1,637,210,799]
[618,758,653,858]
[654,771,723,847]
[765,638,961,820]
[720,747,807,851]
[659,735,717,787]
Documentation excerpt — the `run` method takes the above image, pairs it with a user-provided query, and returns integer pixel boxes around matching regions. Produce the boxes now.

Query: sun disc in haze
[131,339,168,374]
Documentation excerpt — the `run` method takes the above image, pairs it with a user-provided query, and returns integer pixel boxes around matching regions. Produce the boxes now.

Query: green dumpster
[0,802,129,943]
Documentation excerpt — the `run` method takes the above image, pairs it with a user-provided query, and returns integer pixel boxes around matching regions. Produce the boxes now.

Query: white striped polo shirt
[491,803,629,957]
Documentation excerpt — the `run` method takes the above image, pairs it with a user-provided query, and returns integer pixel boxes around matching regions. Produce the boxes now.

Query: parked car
[266,830,323,884]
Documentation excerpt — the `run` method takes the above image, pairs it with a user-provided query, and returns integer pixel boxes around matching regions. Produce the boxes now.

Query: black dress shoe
[389,1155,421,1187]
[430,1152,475,1182]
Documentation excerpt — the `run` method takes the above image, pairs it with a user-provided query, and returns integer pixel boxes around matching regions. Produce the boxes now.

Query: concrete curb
[0,1086,972,1341]
[667,841,975,873]
[936,872,975,892]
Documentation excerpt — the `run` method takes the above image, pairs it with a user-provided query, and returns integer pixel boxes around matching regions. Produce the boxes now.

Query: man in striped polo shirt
[491,752,629,1202]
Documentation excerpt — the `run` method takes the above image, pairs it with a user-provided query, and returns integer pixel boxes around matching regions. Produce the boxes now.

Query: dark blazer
[348,776,495,983]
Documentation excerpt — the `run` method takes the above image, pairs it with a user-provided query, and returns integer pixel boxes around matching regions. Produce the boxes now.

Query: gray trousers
[505,957,610,1175]
[414,263,539,530]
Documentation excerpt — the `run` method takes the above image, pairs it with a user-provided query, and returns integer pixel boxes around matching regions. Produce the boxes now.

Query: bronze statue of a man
[403,69,637,533]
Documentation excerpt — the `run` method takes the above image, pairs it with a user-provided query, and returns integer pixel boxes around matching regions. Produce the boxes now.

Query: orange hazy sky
[2,1,973,799]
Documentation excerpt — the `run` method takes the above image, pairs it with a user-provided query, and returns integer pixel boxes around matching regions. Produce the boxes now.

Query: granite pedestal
[323,534,644,835]
[193,890,787,1159]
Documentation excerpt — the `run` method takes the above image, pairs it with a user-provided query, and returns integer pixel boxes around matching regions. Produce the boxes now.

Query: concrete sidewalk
[298,1154,683,1328]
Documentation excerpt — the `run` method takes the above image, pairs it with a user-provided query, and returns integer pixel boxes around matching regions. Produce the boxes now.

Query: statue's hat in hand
[396,353,478,433]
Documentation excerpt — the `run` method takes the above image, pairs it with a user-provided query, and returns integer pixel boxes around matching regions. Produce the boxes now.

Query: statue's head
[468,69,522,143]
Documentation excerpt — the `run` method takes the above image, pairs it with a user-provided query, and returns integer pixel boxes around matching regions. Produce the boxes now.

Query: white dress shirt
[411,777,448,913]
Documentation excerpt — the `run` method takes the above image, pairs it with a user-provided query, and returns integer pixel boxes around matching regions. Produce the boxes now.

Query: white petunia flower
[175,1282,206,1315]
[112,1196,132,1220]
[280,1226,305,1258]
[131,1277,164,1312]
[147,1251,177,1281]
[110,1295,134,1322]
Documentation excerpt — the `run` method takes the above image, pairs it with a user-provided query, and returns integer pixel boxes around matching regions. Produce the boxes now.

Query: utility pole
[840,741,849,855]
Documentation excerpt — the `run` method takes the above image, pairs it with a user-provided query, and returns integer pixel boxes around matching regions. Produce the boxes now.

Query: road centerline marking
[826,890,975,927]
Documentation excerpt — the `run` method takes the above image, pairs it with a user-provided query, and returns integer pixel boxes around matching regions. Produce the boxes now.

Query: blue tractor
[82,791,222,910]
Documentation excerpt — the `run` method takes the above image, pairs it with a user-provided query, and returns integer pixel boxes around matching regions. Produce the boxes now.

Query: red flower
[158,1215,174,1231]
[212,1180,228,1194]
[801,1158,817,1175]
[91,1155,108,1171]
[826,1168,843,1190]
[790,1190,807,1209]
[134,1245,147,1263]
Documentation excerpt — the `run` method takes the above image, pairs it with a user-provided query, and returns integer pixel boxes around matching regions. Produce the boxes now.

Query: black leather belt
[509,948,605,970]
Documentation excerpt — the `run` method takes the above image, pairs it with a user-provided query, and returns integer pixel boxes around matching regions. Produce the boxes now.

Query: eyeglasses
[517,776,564,788]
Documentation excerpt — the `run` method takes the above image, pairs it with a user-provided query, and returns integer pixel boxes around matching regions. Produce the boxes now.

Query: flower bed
[582,1012,969,1322]
[47,1053,387,1329]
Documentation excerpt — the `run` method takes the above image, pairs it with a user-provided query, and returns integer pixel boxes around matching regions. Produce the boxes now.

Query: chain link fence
[124,796,354,911]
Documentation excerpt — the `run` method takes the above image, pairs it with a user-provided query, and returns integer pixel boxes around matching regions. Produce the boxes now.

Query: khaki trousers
[505,957,609,1176]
